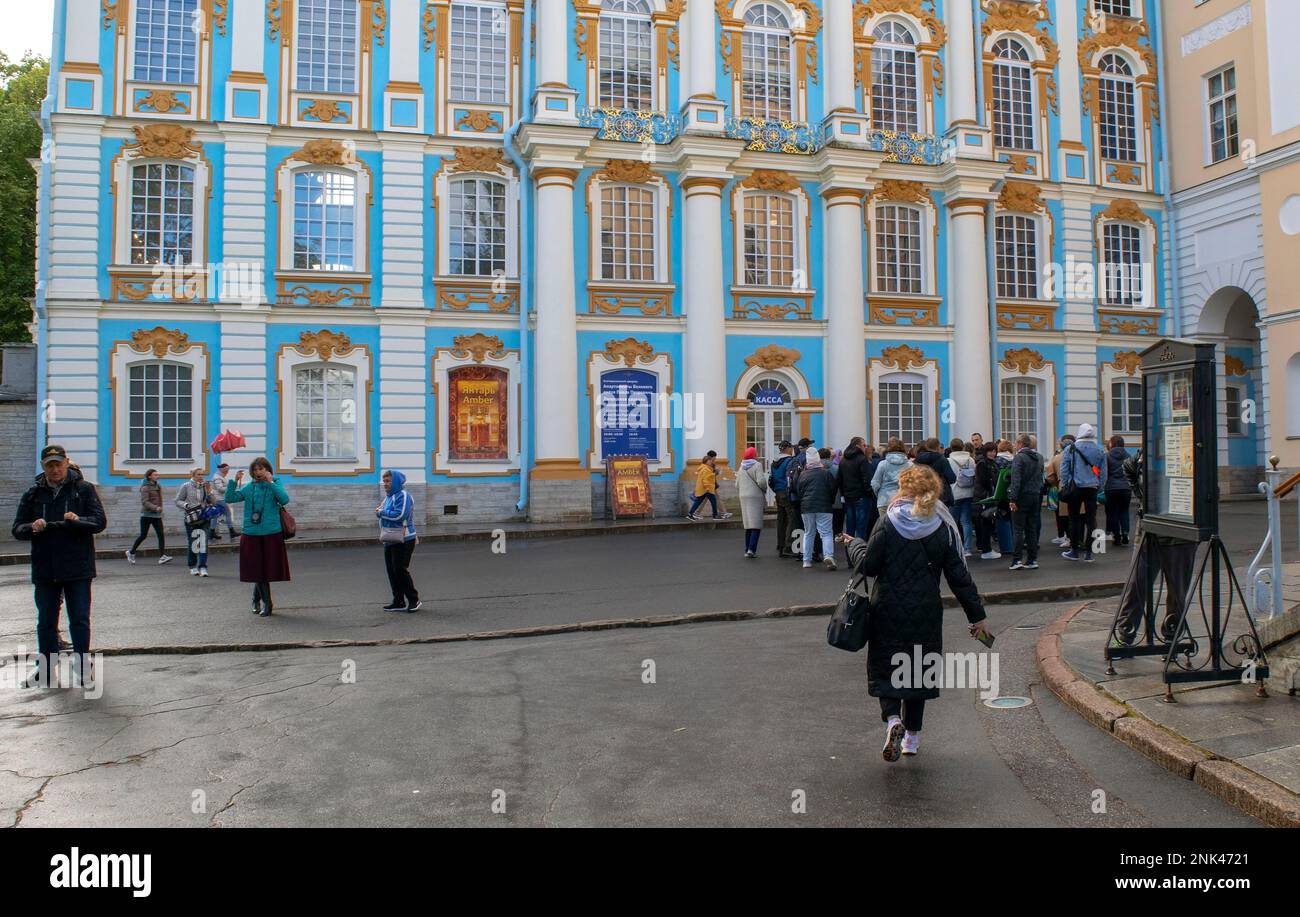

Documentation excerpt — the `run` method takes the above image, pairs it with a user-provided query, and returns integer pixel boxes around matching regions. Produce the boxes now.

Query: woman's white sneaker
[901,732,920,756]
[125,551,136,564]
[882,718,905,763]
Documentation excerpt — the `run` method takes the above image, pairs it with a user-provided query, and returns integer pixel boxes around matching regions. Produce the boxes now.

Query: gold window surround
[994,180,1057,301]
[865,178,938,298]
[718,0,823,125]
[1097,348,1144,445]
[866,343,941,447]
[431,338,523,476]
[852,0,947,135]
[273,138,376,289]
[107,124,215,303]
[103,0,217,121]
[979,0,1058,181]
[573,0,684,114]
[1078,12,1159,195]
[585,159,675,288]
[425,0,526,136]
[584,339,676,474]
[1093,197,1158,310]
[996,346,1057,448]
[431,146,522,290]
[995,302,1056,331]
[731,346,817,460]
[268,0,389,131]
[1098,307,1159,335]
[274,330,376,477]
[729,169,813,302]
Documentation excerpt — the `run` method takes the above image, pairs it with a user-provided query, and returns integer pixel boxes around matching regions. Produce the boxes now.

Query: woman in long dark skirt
[225,457,290,617]
[840,465,990,762]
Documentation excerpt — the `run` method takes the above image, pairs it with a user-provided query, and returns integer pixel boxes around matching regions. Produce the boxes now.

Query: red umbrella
[209,429,247,455]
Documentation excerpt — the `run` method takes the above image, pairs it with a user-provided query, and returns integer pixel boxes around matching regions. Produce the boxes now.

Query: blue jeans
[185,522,209,568]
[744,528,761,553]
[953,498,974,553]
[843,497,872,539]
[35,578,92,666]
[688,493,718,517]
[801,512,833,564]
[996,514,1014,554]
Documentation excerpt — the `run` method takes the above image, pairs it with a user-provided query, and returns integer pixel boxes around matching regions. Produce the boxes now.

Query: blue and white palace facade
[35,0,1184,524]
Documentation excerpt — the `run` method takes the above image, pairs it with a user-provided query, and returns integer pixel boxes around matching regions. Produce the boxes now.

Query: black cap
[777,439,794,450]
[40,444,68,464]
[797,437,815,448]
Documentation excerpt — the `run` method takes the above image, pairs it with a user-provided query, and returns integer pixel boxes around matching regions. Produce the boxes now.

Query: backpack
[955,457,976,489]
[787,459,805,503]
[769,455,790,492]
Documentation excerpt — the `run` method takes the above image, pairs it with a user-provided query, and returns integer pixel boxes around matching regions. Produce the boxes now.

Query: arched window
[742,193,796,287]
[874,203,923,294]
[600,184,657,281]
[450,1,509,104]
[128,361,194,461]
[871,21,920,133]
[1098,54,1138,162]
[130,162,196,265]
[448,176,507,276]
[292,171,357,272]
[1102,221,1144,305]
[599,0,654,110]
[991,37,1034,150]
[294,364,357,459]
[134,0,199,84]
[296,0,360,95]
[746,378,794,469]
[995,213,1039,299]
[740,4,793,120]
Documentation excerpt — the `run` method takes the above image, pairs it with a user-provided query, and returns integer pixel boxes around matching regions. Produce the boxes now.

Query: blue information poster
[600,369,658,460]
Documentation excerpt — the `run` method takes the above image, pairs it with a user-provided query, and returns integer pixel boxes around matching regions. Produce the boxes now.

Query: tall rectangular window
[600,185,656,281]
[451,2,508,104]
[995,214,1039,300]
[295,365,357,459]
[1225,385,1243,436]
[129,362,193,461]
[1207,66,1239,164]
[293,171,356,271]
[999,379,1040,442]
[992,40,1035,150]
[1098,59,1138,162]
[599,3,654,110]
[1111,380,1142,435]
[740,29,792,120]
[878,380,924,447]
[874,204,923,294]
[130,163,196,265]
[297,0,359,94]
[1103,222,1144,306]
[449,178,507,276]
[134,0,200,84]
[742,194,795,287]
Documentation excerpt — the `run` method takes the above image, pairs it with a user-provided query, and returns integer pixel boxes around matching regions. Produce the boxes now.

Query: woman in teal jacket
[225,457,291,617]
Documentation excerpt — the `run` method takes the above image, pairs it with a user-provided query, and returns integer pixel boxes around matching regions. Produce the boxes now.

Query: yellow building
[1161,0,1300,487]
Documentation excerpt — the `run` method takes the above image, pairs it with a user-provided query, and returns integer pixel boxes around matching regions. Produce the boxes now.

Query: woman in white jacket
[947,438,977,557]
[737,446,769,558]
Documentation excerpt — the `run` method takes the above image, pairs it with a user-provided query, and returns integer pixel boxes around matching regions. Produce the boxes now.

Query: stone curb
[61,581,1124,658]
[1037,603,1300,828]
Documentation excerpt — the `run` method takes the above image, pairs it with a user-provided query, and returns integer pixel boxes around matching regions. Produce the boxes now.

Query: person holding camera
[175,467,213,577]
[225,458,291,617]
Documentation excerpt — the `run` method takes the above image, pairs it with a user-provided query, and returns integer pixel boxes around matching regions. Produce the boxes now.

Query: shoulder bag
[827,570,871,652]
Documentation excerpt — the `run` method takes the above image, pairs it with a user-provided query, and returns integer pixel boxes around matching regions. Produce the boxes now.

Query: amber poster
[607,455,652,519]
[449,366,508,460]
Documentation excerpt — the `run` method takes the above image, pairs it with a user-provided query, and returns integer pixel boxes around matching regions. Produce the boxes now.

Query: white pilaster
[47,118,105,301]
[681,0,725,130]
[1063,336,1100,434]
[379,136,426,308]
[946,0,978,125]
[1059,189,1097,332]
[378,312,428,483]
[231,0,265,72]
[64,0,99,63]
[215,310,270,459]
[388,0,421,82]
[824,0,855,113]
[217,123,271,305]
[45,309,101,482]
[1055,0,1084,146]
[823,189,867,449]
[534,0,578,122]
[681,176,729,460]
[533,168,582,468]
[947,198,993,437]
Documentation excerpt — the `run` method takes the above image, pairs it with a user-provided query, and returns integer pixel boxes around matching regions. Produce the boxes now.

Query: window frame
[130,0,201,86]
[291,169,360,273]
[1097,53,1139,164]
[597,0,656,112]
[991,37,1037,152]
[587,170,671,288]
[449,0,511,105]
[870,19,921,134]
[994,212,1043,301]
[741,191,798,289]
[109,336,210,479]
[276,155,373,281]
[432,342,522,476]
[1205,64,1240,165]
[292,362,360,461]
[998,377,1042,444]
[739,3,795,121]
[276,339,374,476]
[294,0,362,97]
[870,201,929,296]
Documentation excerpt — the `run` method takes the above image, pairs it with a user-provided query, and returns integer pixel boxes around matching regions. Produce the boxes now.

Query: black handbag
[827,570,871,652]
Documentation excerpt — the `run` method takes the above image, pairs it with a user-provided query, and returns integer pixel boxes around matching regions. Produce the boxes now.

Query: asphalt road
[0,599,1257,827]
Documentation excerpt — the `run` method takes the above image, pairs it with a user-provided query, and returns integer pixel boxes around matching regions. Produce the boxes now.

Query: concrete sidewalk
[1040,600,1300,827]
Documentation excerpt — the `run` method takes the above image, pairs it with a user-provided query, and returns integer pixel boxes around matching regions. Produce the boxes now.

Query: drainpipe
[34,2,64,462]
[504,0,535,514]
[1152,0,1182,337]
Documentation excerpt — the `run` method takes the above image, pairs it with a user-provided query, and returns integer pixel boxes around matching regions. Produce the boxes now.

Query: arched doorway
[1196,286,1263,493]
[744,377,795,470]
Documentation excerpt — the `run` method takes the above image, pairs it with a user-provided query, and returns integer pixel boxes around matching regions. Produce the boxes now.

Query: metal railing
[1248,456,1300,619]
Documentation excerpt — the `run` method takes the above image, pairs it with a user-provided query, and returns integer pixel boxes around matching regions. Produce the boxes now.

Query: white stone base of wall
[528,478,592,523]
[0,399,37,529]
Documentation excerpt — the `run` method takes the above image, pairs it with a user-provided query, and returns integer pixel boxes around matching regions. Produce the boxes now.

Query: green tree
[0,53,49,344]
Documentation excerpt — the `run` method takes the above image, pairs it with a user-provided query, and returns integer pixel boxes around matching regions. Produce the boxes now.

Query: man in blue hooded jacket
[1060,423,1108,563]
[377,470,421,612]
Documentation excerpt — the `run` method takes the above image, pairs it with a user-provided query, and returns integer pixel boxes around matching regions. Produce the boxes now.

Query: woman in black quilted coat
[841,465,991,762]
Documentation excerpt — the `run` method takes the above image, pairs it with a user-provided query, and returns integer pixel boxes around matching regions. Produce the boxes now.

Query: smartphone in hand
[973,626,995,649]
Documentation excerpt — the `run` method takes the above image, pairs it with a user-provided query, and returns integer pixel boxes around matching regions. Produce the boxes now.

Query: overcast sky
[2,2,56,63]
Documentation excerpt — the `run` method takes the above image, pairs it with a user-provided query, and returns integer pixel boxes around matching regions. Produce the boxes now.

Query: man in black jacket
[837,437,872,539]
[795,447,839,570]
[11,445,107,686]
[1006,434,1045,570]
[915,437,957,506]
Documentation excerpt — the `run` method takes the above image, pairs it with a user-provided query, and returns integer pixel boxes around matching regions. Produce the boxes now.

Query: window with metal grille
[600,185,656,281]
[871,21,920,133]
[134,0,199,84]
[128,362,193,461]
[599,0,654,110]
[296,0,358,94]
[295,364,357,459]
[449,177,507,276]
[874,203,923,294]
[1225,385,1243,436]
[992,38,1034,150]
[130,162,195,265]
[995,214,1039,299]
[1102,221,1144,305]
[743,193,795,287]
[293,171,356,272]
[878,379,925,447]
[1098,54,1138,162]
[451,2,509,103]
[1111,380,1142,435]
[999,379,1040,442]
[740,4,793,120]
[1207,66,1238,163]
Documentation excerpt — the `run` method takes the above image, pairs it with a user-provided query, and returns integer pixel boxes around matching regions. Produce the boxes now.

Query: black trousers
[384,540,419,605]
[1066,488,1099,552]
[880,697,925,732]
[1011,503,1041,563]
[777,494,800,556]
[1104,490,1132,539]
[130,516,165,554]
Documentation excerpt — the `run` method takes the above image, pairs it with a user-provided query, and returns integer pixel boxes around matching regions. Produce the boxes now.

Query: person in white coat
[737,446,769,558]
